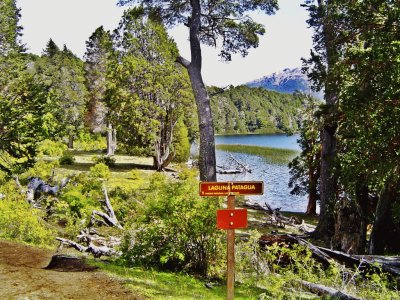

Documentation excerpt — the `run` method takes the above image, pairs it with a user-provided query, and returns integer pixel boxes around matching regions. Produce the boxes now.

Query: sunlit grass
[89,262,265,299]
[216,144,298,164]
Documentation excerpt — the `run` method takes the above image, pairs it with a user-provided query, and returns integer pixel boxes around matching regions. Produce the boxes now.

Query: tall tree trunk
[312,0,338,240]
[353,179,369,254]
[333,198,364,254]
[369,176,398,254]
[313,126,336,239]
[306,165,318,215]
[106,123,117,156]
[68,134,74,149]
[176,0,216,182]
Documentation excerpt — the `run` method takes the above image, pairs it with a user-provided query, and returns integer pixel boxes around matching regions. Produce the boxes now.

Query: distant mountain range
[245,68,324,99]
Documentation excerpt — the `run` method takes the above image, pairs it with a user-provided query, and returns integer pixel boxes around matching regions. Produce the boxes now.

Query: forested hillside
[210,85,307,134]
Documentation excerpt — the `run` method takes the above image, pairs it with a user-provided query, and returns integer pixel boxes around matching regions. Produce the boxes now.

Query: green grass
[89,261,265,299]
[216,144,298,164]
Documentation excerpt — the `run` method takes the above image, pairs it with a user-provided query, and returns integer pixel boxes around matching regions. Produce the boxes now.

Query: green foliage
[0,54,56,174]
[210,85,306,134]
[0,0,24,55]
[92,155,116,167]
[37,139,67,157]
[0,196,55,246]
[54,173,103,236]
[74,132,107,151]
[121,169,223,275]
[22,160,60,181]
[172,119,190,163]
[59,151,75,165]
[107,9,195,170]
[235,231,326,297]
[303,0,400,249]
[118,0,278,62]
[34,41,89,145]
[84,26,114,135]
[89,162,111,180]
[288,97,321,214]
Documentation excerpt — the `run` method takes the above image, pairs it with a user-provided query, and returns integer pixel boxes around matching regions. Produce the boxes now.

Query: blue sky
[17,0,312,87]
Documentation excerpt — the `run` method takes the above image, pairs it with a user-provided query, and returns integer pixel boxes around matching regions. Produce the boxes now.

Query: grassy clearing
[90,261,265,299]
[216,144,298,164]
[49,152,156,190]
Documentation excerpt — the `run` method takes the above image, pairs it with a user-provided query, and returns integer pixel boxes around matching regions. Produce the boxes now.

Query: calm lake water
[215,134,301,151]
[215,134,308,212]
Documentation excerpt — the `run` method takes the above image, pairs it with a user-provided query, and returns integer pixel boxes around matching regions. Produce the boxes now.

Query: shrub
[172,119,191,163]
[0,195,55,246]
[121,169,223,275]
[75,132,106,151]
[22,160,60,181]
[89,163,111,180]
[37,139,67,157]
[92,155,116,167]
[0,170,7,184]
[59,151,75,165]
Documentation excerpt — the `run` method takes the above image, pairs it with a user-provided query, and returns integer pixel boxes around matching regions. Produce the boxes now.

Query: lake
[215,134,308,212]
[215,134,301,151]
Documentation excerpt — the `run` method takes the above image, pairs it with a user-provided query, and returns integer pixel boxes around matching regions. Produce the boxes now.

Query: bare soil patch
[0,239,141,299]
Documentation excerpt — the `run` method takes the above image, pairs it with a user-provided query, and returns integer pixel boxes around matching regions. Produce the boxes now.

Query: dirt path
[0,240,141,299]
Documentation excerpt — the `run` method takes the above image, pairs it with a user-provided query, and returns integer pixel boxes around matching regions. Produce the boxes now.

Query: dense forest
[210,85,307,134]
[1,0,400,299]
[0,4,199,174]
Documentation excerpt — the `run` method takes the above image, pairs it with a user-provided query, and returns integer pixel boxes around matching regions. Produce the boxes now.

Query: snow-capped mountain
[246,68,323,99]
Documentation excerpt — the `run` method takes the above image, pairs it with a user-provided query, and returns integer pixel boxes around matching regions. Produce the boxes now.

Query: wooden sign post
[200,181,263,300]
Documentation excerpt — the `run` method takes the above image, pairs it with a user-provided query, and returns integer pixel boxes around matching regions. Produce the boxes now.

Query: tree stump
[45,255,98,272]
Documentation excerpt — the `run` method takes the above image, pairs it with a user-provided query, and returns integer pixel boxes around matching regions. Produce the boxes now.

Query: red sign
[199,181,264,196]
[217,209,248,229]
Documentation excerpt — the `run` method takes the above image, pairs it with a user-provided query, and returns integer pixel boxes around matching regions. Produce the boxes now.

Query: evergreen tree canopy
[0,0,24,55]
[107,8,195,170]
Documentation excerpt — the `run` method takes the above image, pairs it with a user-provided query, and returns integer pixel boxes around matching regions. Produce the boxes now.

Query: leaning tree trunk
[176,0,216,182]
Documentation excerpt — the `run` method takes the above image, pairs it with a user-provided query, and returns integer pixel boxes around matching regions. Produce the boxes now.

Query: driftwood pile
[217,154,251,174]
[243,201,315,233]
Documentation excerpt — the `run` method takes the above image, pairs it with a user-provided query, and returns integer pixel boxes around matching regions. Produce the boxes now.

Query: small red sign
[199,181,264,196]
[217,209,248,229]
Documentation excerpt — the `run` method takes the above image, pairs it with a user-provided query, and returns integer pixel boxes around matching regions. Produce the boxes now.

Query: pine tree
[84,27,116,154]
[118,0,279,181]
[108,8,194,170]
[0,0,24,55]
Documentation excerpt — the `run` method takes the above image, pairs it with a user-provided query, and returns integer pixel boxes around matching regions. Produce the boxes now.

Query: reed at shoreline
[216,144,298,164]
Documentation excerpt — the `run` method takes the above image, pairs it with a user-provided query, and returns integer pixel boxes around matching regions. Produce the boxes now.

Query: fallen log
[318,247,400,277]
[259,234,332,266]
[298,279,362,300]
[227,154,252,173]
[216,168,243,174]
[217,154,252,174]
[89,187,122,229]
[56,186,123,258]
[56,237,121,258]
